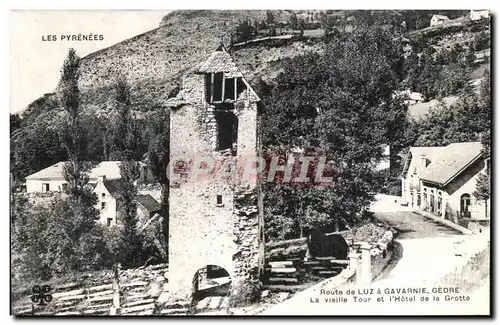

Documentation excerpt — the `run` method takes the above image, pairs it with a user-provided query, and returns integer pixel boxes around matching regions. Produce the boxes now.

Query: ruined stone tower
[165,45,264,302]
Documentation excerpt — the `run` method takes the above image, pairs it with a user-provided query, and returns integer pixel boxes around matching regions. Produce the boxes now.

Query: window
[215,109,238,152]
[430,194,435,213]
[101,202,106,210]
[107,218,113,227]
[224,77,235,100]
[102,193,106,198]
[213,72,223,102]
[42,183,50,192]
[216,195,224,207]
[460,193,471,218]
[205,73,246,103]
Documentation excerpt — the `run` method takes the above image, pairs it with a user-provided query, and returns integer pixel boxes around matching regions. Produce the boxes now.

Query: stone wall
[230,186,261,304]
[369,230,394,280]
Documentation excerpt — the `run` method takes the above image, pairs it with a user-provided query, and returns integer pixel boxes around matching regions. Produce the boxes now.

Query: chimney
[420,155,428,168]
[98,175,106,183]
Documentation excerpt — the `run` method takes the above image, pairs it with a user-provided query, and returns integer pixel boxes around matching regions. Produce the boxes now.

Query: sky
[10,10,171,113]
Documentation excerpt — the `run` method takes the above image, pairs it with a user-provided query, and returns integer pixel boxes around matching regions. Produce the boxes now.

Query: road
[261,195,489,315]
[375,211,462,239]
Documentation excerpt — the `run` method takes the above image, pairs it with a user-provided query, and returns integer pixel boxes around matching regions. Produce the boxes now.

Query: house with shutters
[25,161,158,226]
[401,142,489,229]
[430,14,450,27]
[470,9,489,21]
[25,161,154,193]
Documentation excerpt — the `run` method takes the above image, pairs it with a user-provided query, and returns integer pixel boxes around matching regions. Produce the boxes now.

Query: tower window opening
[215,108,238,154]
[205,73,246,103]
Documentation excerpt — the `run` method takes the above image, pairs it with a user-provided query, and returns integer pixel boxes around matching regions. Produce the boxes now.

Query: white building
[93,175,121,226]
[394,89,424,105]
[470,10,489,21]
[25,161,154,193]
[401,142,489,229]
[430,14,450,27]
[25,161,157,226]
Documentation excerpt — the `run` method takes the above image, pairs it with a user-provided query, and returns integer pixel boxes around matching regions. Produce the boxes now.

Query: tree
[108,72,140,160]
[11,120,67,182]
[146,107,170,255]
[473,172,490,219]
[298,19,306,37]
[289,13,298,30]
[473,70,491,220]
[413,69,490,147]
[473,31,490,52]
[266,10,275,26]
[118,161,143,268]
[234,20,254,43]
[58,48,103,270]
[262,26,406,238]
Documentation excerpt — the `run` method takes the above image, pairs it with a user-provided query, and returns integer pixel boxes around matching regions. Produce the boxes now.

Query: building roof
[103,179,123,199]
[432,14,450,21]
[419,142,483,186]
[408,92,423,101]
[402,146,445,176]
[165,45,261,108]
[197,45,260,102]
[136,194,162,213]
[26,161,146,180]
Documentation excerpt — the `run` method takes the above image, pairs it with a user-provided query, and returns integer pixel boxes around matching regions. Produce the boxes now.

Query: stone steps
[160,307,189,315]
[54,311,81,316]
[268,277,298,284]
[121,302,155,315]
[122,298,155,307]
[262,284,313,293]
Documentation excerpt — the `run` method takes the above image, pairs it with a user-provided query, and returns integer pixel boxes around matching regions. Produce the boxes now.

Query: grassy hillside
[17,10,325,127]
[15,10,490,127]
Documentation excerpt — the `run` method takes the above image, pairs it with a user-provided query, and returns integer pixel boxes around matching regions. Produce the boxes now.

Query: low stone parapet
[414,210,473,235]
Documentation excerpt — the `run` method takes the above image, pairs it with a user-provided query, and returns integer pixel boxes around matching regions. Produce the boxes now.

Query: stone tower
[165,45,265,302]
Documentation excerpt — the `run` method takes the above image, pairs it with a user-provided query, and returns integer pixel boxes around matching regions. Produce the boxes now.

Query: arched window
[460,193,471,218]
[423,188,428,211]
[430,191,435,213]
[437,192,442,215]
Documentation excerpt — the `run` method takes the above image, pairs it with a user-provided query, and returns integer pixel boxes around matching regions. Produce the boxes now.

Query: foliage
[234,20,255,44]
[117,161,142,268]
[12,197,110,280]
[262,26,407,240]
[266,10,275,25]
[10,120,67,183]
[473,173,489,203]
[289,13,298,30]
[107,73,143,161]
[473,31,490,52]
[413,70,490,147]
[405,42,474,100]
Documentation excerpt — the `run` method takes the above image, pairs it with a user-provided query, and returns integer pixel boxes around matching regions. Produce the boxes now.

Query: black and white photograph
[8,8,491,316]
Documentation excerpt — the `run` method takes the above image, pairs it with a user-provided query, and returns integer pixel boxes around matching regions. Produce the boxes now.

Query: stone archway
[191,265,231,314]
